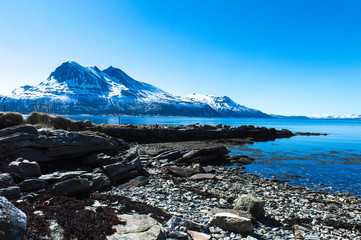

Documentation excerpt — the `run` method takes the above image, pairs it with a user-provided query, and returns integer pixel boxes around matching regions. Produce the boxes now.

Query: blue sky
[0,0,360,115]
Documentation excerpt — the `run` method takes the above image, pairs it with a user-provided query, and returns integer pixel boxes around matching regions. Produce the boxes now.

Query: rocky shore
[0,112,360,240]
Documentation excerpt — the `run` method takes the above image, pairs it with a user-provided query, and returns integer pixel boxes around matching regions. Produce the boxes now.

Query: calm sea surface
[64,116,361,197]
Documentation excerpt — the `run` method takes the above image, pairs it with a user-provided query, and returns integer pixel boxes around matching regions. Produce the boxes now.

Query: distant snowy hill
[306,114,361,119]
[0,61,270,117]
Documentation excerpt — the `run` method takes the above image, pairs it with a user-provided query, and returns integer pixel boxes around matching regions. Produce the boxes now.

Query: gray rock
[233,194,265,219]
[208,212,253,234]
[81,172,111,191]
[0,173,14,187]
[51,177,93,196]
[39,171,87,183]
[0,186,22,200]
[189,173,216,181]
[102,148,142,183]
[174,146,229,165]
[166,216,208,232]
[119,176,149,190]
[6,158,41,177]
[107,214,165,240]
[0,196,27,240]
[20,179,48,192]
[166,166,200,177]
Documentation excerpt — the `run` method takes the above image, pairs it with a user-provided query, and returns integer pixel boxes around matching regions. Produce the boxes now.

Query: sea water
[64,116,361,197]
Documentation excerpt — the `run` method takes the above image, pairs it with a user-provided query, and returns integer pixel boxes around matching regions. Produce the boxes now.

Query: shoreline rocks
[0,114,357,239]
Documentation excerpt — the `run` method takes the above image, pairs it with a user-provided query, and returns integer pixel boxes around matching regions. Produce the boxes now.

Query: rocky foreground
[0,112,360,240]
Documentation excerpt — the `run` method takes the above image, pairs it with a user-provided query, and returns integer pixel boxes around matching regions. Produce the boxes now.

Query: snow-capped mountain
[0,61,270,117]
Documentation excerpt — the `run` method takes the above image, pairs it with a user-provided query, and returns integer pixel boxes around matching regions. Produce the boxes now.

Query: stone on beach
[233,194,265,220]
[51,177,93,196]
[208,212,253,234]
[107,214,165,240]
[19,179,48,192]
[0,173,14,188]
[6,158,41,178]
[0,186,22,200]
[0,196,27,240]
[187,230,212,240]
[166,166,200,177]
[189,173,216,180]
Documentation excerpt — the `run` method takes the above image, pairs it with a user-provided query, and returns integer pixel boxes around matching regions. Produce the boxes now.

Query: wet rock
[189,173,216,181]
[107,214,165,240]
[6,158,41,177]
[208,212,253,234]
[0,196,27,240]
[51,177,93,196]
[233,194,265,220]
[167,166,200,177]
[0,112,24,129]
[19,179,48,192]
[187,230,211,240]
[0,173,14,188]
[0,186,22,200]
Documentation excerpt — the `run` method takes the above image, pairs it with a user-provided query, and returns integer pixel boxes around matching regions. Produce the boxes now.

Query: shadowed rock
[0,196,27,240]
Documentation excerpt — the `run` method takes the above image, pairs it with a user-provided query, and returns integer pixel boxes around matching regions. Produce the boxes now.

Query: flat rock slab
[166,166,199,177]
[107,214,165,240]
[189,173,216,181]
[39,171,87,183]
[208,212,253,235]
[210,208,253,220]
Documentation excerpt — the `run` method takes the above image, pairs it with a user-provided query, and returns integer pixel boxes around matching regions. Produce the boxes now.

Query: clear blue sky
[0,0,360,115]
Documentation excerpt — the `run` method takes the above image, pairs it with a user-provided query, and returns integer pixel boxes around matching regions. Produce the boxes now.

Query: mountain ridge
[1,61,270,118]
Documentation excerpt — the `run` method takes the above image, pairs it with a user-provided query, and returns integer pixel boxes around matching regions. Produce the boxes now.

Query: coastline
[0,112,360,239]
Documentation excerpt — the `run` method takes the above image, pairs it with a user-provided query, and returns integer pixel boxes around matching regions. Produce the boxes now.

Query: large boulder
[6,158,41,177]
[107,214,165,240]
[208,212,253,234]
[233,194,265,220]
[0,196,27,240]
[0,112,24,129]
